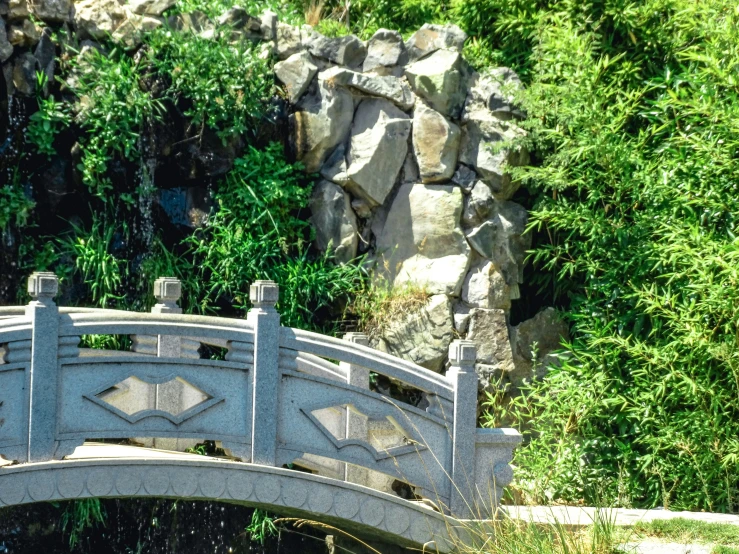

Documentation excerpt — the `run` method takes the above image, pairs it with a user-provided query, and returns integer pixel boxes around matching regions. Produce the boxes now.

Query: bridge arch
[0,451,456,552]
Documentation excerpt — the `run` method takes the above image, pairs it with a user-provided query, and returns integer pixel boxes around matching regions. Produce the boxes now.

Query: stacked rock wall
[271,21,568,397]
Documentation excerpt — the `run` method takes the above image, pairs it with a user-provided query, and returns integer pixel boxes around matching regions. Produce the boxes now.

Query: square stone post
[447,340,478,518]
[342,332,370,484]
[25,272,60,462]
[152,277,182,358]
[248,280,280,466]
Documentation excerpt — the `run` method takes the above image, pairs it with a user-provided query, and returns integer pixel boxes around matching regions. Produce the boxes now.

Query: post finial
[343,332,369,346]
[250,280,279,309]
[448,339,476,367]
[153,277,181,313]
[27,272,58,301]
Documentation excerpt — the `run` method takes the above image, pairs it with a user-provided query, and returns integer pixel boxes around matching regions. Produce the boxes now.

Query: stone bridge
[0,272,521,551]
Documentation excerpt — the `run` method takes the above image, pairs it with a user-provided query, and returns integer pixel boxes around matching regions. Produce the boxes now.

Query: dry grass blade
[275,518,382,553]
[304,0,325,26]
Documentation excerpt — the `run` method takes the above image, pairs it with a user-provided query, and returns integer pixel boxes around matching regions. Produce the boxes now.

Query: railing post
[447,339,478,518]
[152,277,182,357]
[248,280,280,466]
[25,272,60,462]
[342,332,370,484]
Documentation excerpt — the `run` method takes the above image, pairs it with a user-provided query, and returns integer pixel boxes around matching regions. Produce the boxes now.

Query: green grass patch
[629,519,739,547]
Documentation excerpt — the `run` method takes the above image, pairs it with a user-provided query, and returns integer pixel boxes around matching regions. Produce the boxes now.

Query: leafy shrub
[0,178,34,230]
[26,74,69,157]
[477,0,739,512]
[146,28,273,141]
[184,143,365,330]
[68,47,163,199]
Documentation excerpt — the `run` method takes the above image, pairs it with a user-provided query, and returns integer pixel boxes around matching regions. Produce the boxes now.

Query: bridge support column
[248,280,280,466]
[25,272,59,462]
[447,340,478,519]
[342,332,370,485]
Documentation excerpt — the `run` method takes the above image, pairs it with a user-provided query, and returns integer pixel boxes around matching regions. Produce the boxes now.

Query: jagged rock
[345,98,411,207]
[453,301,471,333]
[376,183,470,296]
[509,308,569,391]
[216,6,265,40]
[322,66,415,110]
[74,0,162,47]
[291,75,354,173]
[465,201,530,295]
[351,198,371,219]
[320,142,349,186]
[405,23,467,62]
[167,10,211,35]
[7,0,28,20]
[8,19,40,47]
[462,180,494,227]
[412,100,460,183]
[462,259,511,310]
[400,150,419,184]
[274,50,317,103]
[12,51,35,95]
[307,33,366,68]
[111,11,163,49]
[259,10,277,41]
[274,22,312,60]
[310,180,358,264]
[363,28,407,73]
[405,49,469,118]
[73,0,128,40]
[0,22,13,62]
[459,119,529,199]
[463,67,524,123]
[467,308,515,390]
[452,164,477,192]
[28,0,71,22]
[377,294,454,372]
[128,0,174,16]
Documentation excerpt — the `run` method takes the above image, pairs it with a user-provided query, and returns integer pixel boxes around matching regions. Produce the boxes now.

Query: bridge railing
[0,272,522,518]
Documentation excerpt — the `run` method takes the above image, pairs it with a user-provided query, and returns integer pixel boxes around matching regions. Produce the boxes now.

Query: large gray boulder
[459,119,529,200]
[28,0,71,22]
[8,19,40,46]
[467,308,515,391]
[345,99,412,207]
[274,50,317,103]
[463,67,525,123]
[405,49,469,118]
[321,66,415,110]
[0,24,12,63]
[307,33,366,68]
[377,294,454,372]
[465,200,530,297]
[462,180,495,227]
[375,183,470,296]
[310,180,358,264]
[291,74,354,173]
[509,308,569,392]
[363,28,407,74]
[274,22,312,60]
[405,23,467,62]
[412,100,460,183]
[320,142,349,187]
[462,259,510,310]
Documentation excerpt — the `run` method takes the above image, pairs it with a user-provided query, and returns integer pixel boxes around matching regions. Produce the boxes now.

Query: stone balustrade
[0,271,521,523]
